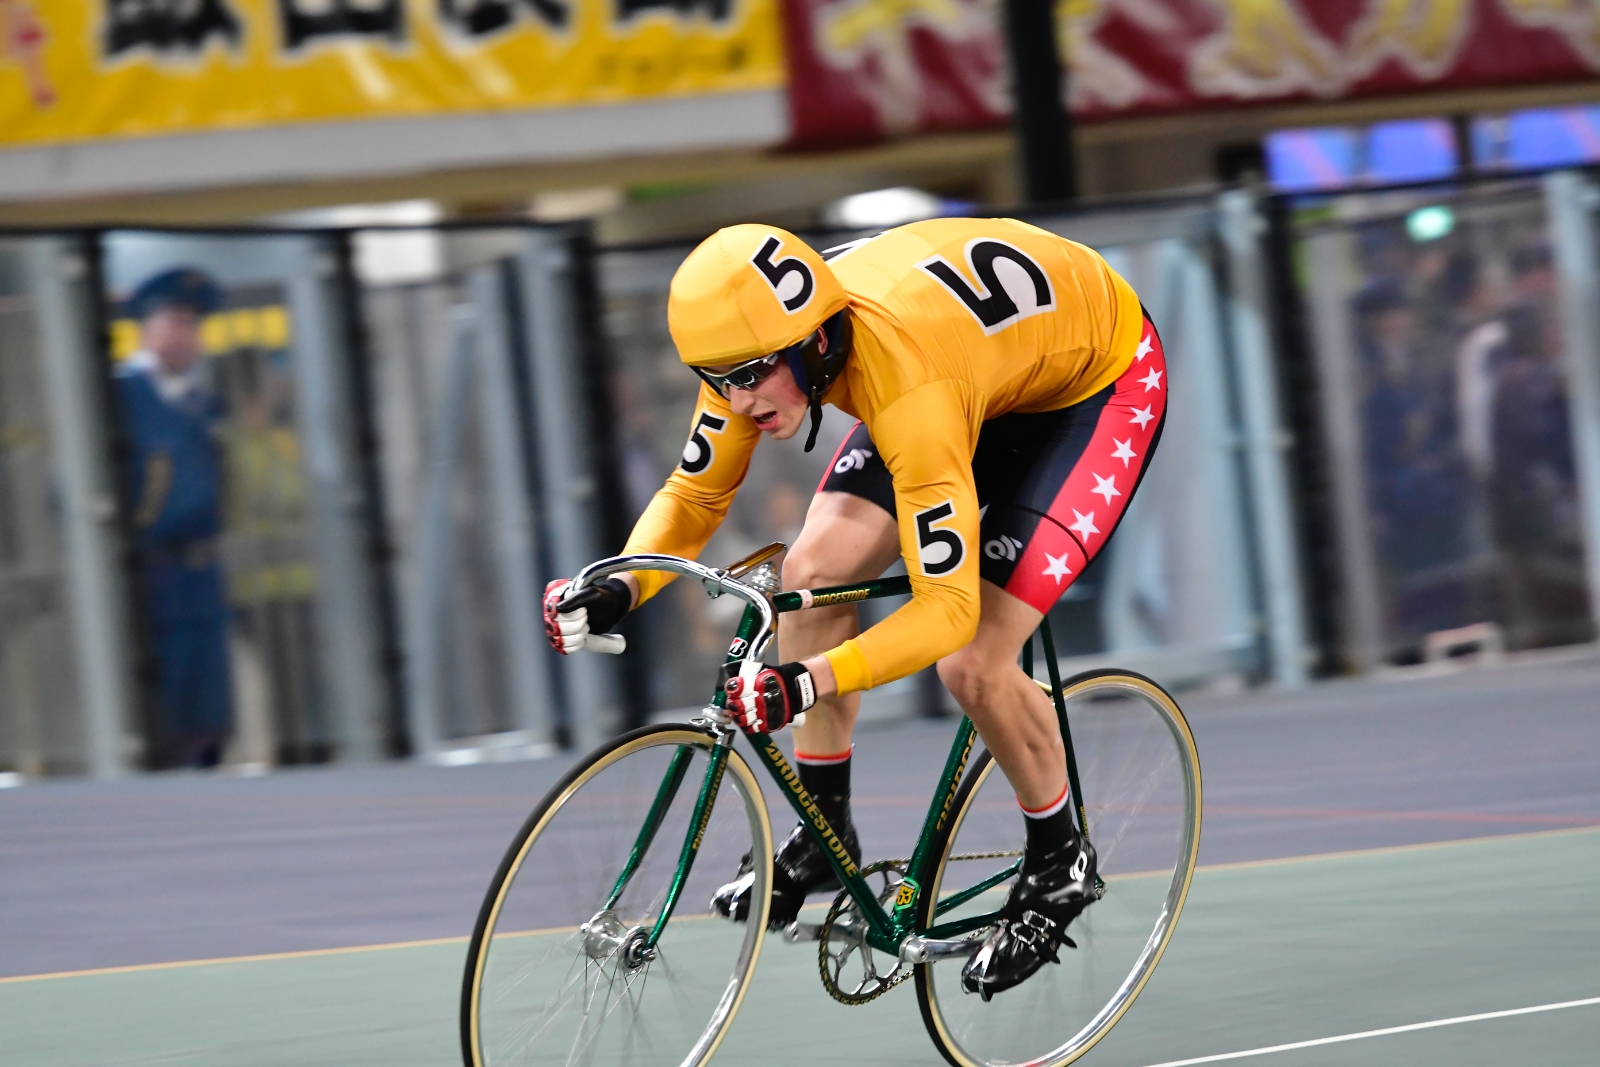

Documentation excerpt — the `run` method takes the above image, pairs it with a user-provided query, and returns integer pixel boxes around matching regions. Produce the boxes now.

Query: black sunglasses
[693,350,785,396]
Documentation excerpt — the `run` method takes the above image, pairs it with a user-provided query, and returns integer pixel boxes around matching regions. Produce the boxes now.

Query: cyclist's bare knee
[781,545,840,595]
[936,650,992,710]
[782,491,897,591]
[938,583,1051,731]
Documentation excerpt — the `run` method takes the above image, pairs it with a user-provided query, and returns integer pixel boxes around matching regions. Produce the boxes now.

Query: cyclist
[545,219,1166,999]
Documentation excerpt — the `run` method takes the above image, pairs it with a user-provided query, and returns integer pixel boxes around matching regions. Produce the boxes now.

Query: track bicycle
[461,543,1202,1067]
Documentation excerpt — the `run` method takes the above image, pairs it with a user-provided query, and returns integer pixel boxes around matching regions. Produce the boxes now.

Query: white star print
[1110,438,1137,467]
[1130,405,1155,430]
[1041,552,1073,584]
[1139,368,1163,392]
[1091,473,1121,504]
[1135,335,1153,361]
[1069,509,1100,540]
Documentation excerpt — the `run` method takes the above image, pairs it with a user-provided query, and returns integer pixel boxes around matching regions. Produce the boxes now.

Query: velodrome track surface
[3,650,1598,1065]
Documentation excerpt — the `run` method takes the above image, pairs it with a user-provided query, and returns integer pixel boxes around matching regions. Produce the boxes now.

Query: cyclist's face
[721,357,808,438]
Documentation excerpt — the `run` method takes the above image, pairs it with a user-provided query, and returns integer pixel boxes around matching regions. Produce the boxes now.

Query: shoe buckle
[1021,910,1056,935]
[1015,910,1061,962]
[1010,910,1055,949]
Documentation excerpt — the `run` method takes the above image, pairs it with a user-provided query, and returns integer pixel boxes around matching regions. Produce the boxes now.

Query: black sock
[1022,793,1077,857]
[796,748,853,833]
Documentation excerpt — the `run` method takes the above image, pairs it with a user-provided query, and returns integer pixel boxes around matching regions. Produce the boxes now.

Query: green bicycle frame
[639,603,767,947]
[630,573,1088,955]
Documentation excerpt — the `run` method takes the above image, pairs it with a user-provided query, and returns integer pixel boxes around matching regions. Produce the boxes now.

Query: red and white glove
[721,661,817,734]
[543,578,630,655]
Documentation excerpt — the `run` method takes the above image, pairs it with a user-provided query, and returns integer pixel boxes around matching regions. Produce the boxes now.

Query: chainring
[817,861,914,1005]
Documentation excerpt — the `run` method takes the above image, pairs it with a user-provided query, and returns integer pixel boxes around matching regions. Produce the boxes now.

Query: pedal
[783,921,824,944]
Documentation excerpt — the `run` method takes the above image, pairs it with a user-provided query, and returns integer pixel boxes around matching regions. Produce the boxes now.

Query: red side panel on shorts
[1005,320,1168,614]
[816,422,862,495]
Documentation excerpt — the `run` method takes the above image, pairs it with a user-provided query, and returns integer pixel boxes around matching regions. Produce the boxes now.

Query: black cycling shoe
[710,818,861,930]
[960,833,1098,1001]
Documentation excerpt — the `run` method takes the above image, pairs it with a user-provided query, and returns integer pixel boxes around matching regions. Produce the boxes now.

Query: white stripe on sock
[1019,784,1071,819]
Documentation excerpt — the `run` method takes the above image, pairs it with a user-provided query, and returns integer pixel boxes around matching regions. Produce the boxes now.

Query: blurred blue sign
[1474,107,1600,170]
[1367,119,1457,183]
[1267,120,1458,191]
[1264,128,1361,191]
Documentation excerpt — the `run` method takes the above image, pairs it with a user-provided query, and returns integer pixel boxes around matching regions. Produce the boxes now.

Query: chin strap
[794,311,851,453]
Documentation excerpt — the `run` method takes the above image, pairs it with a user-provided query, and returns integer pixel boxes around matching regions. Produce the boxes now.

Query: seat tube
[902,716,978,930]
[1038,619,1092,846]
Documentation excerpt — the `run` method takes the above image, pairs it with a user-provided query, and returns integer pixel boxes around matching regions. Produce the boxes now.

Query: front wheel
[461,724,774,1067]
[916,670,1202,1067]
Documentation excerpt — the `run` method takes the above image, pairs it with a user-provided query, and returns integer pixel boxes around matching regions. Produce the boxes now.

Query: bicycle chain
[817,861,915,1006]
[815,851,1023,1006]
[875,850,1024,865]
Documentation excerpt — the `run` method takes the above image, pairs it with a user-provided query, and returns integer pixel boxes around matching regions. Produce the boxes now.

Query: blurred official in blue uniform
[115,267,233,768]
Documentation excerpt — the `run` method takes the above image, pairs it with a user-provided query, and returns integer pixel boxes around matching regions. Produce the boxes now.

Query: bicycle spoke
[466,729,771,1067]
[917,674,1201,1067]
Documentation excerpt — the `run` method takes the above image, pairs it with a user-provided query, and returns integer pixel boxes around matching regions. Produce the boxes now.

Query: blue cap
[125,267,223,320]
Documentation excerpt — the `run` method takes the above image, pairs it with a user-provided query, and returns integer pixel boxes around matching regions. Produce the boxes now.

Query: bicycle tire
[461,723,773,1067]
[916,670,1202,1067]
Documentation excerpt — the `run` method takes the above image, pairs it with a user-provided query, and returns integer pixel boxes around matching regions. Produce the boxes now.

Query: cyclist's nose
[727,389,760,416]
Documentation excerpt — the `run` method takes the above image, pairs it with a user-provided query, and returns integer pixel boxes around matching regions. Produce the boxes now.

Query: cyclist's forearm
[620,483,732,603]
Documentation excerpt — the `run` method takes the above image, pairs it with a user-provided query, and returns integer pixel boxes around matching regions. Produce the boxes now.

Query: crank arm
[784,911,870,946]
[897,932,988,964]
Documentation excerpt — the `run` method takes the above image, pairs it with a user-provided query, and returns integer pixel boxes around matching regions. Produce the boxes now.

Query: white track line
[1139,996,1600,1067]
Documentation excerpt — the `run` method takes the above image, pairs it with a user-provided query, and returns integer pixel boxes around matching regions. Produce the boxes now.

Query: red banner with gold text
[785,0,1600,147]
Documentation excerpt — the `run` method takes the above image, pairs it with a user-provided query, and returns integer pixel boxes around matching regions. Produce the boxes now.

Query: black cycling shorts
[816,314,1167,613]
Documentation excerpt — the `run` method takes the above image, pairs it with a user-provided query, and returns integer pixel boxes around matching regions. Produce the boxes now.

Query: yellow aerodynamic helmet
[668,224,849,366]
[669,224,853,450]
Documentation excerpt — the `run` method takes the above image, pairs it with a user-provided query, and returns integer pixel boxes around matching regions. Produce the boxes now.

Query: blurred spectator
[1354,278,1472,640]
[1510,241,1556,303]
[115,267,233,768]
[1489,260,1590,645]
[225,350,321,762]
[1449,256,1506,485]
[1331,208,1594,658]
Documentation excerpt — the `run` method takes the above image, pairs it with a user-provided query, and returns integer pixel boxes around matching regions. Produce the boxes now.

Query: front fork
[624,604,767,951]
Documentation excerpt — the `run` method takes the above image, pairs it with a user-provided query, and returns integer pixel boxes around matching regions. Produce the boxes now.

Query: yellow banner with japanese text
[0,0,782,149]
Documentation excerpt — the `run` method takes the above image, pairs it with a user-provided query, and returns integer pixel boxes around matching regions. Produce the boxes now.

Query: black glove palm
[559,577,632,635]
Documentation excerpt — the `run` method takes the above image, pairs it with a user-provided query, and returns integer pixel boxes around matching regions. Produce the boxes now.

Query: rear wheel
[916,670,1202,1067]
[461,724,773,1067]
